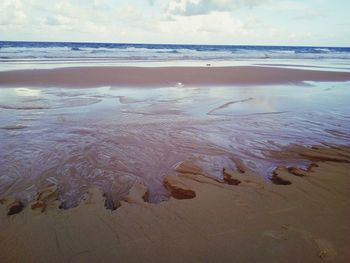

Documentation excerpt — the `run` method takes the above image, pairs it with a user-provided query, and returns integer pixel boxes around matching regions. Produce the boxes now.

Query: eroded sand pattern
[0,145,349,262]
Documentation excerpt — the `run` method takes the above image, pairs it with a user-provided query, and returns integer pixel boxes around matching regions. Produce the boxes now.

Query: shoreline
[1,66,350,88]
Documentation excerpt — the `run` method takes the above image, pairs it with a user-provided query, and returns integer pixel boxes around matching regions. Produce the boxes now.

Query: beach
[1,43,350,262]
[0,145,350,262]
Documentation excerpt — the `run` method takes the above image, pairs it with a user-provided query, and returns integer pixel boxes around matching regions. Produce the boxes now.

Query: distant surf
[1,41,350,62]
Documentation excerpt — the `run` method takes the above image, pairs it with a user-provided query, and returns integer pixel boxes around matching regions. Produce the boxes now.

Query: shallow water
[0,82,349,207]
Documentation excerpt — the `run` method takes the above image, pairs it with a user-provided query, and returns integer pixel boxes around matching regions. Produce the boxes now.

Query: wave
[155,50,180,54]
[90,49,114,54]
[314,48,332,53]
[295,48,334,54]
[0,41,350,62]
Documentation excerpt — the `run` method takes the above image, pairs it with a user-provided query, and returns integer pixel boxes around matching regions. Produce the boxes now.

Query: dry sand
[1,145,350,263]
[1,66,350,87]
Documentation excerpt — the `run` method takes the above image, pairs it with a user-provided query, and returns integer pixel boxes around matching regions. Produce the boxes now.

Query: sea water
[1,41,350,71]
[0,82,349,207]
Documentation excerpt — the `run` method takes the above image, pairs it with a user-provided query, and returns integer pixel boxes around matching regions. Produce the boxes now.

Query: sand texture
[0,145,349,263]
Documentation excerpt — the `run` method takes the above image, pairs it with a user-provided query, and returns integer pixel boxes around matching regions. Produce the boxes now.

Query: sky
[0,0,349,46]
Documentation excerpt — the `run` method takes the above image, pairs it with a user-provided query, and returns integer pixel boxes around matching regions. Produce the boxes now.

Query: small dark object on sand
[7,201,24,215]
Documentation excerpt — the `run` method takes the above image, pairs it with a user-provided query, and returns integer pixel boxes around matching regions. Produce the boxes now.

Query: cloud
[166,0,270,16]
[146,0,156,5]
[45,16,61,26]
[157,11,261,44]
[294,9,323,20]
[0,0,27,26]
[0,0,349,46]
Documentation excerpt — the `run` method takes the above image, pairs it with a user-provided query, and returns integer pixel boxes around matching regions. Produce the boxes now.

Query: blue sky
[0,0,349,46]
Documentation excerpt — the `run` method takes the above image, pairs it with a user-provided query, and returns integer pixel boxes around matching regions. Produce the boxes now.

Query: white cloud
[0,0,27,26]
[294,9,323,20]
[157,11,260,44]
[0,0,348,46]
[166,0,270,16]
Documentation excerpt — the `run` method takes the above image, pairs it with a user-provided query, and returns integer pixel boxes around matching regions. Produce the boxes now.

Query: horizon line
[0,40,349,49]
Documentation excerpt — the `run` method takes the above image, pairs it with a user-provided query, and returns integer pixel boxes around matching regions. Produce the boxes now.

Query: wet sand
[1,66,350,262]
[1,66,350,87]
[0,145,349,263]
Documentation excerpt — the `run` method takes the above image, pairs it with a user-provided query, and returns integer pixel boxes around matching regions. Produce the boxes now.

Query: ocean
[1,41,350,71]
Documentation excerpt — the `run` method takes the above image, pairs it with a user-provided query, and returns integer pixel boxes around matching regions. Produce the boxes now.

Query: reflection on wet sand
[0,83,350,209]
